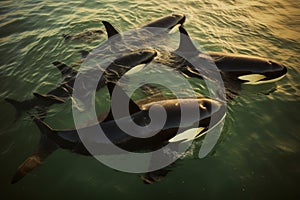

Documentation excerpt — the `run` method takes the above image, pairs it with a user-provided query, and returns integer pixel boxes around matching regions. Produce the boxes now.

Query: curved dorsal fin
[175,26,199,53]
[102,21,119,38]
[52,61,76,77]
[78,50,89,58]
[102,82,141,123]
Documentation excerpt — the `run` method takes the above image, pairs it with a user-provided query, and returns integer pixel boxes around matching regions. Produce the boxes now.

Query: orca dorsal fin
[175,26,199,54]
[102,82,141,122]
[78,50,90,58]
[52,61,76,77]
[102,21,119,38]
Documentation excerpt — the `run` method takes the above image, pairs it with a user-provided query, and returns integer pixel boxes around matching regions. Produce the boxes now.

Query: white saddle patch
[168,127,205,143]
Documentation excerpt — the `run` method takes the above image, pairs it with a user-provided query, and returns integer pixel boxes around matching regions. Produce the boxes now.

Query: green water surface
[0,0,299,199]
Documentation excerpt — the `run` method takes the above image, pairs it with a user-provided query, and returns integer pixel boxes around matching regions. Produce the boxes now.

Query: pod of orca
[6,14,287,184]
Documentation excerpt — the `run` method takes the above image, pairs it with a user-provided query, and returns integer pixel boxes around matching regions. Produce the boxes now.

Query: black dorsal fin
[52,61,76,77]
[175,26,199,53]
[102,21,119,38]
[62,34,72,40]
[102,82,141,123]
[78,50,89,58]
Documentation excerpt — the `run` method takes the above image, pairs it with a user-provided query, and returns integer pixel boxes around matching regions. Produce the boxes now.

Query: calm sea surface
[0,0,299,199]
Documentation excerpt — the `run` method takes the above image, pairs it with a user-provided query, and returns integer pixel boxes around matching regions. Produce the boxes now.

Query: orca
[208,52,287,85]
[178,26,287,83]
[171,26,288,97]
[11,80,225,184]
[5,50,157,120]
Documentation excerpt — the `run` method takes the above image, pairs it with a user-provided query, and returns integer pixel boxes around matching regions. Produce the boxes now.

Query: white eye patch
[238,74,266,85]
[125,64,146,75]
[238,74,286,85]
[169,127,205,143]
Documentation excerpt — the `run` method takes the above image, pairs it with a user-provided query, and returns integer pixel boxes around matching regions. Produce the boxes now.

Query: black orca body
[209,52,287,84]
[11,81,225,183]
[5,50,157,120]
[166,26,288,98]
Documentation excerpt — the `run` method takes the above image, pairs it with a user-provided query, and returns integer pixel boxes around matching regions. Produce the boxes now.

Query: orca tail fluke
[12,116,58,184]
[5,98,24,121]
[11,154,42,184]
[11,139,58,184]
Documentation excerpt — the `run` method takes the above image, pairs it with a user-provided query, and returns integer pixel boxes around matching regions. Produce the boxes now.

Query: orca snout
[239,59,287,84]
[143,14,186,30]
[199,99,223,116]
[197,99,226,129]
[269,60,287,76]
[260,60,287,83]
[171,14,186,26]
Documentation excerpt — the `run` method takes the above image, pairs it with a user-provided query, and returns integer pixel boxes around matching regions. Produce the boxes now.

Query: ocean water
[0,0,299,199]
